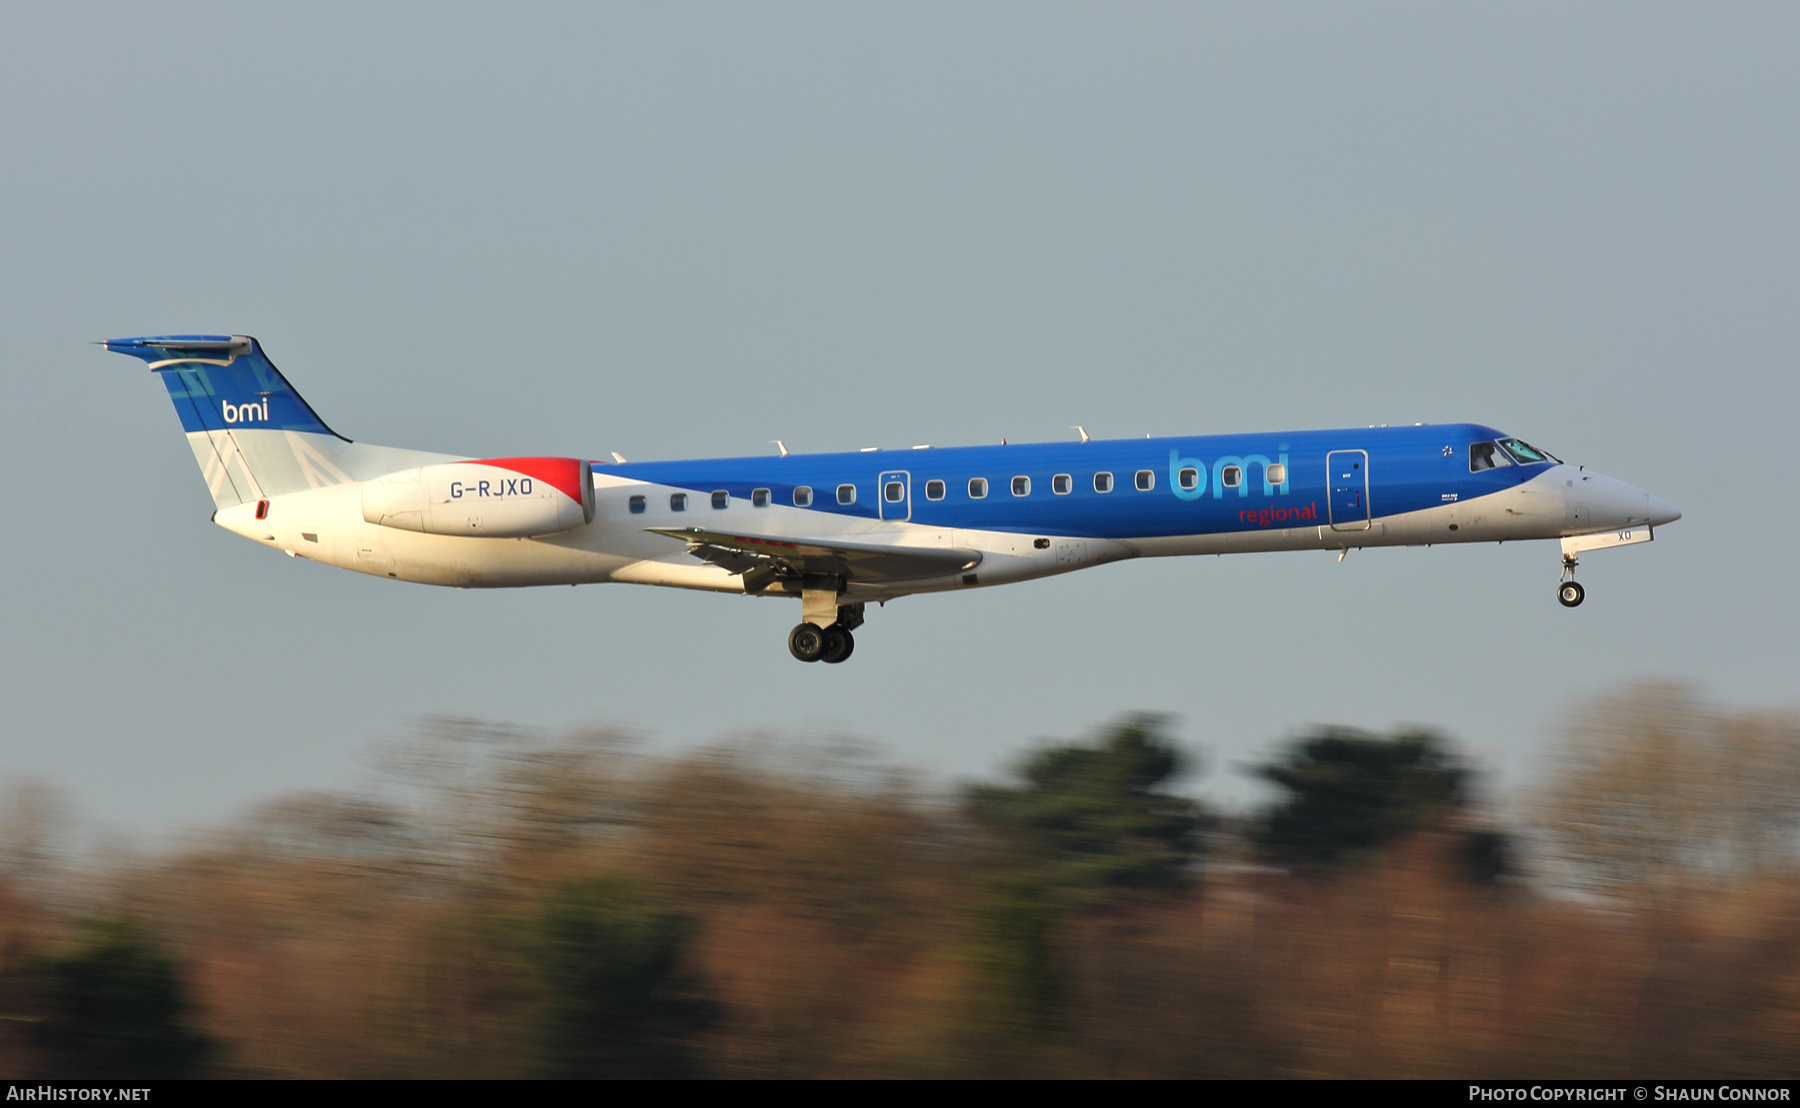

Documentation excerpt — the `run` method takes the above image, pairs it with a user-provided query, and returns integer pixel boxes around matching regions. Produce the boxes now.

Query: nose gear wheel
[1557,553,1585,607]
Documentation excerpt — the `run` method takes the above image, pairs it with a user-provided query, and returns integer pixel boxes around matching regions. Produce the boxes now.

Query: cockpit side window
[1469,441,1511,472]
[1498,437,1552,464]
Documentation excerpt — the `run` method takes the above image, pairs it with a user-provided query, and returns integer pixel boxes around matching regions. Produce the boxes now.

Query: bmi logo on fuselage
[1168,447,1291,501]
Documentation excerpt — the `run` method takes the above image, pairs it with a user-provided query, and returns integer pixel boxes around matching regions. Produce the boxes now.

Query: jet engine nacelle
[362,457,595,538]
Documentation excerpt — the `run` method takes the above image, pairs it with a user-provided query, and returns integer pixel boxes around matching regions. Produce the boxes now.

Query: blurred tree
[30,919,212,1078]
[526,876,715,1078]
[1458,827,1514,886]
[0,778,72,888]
[1254,728,1473,872]
[371,718,642,881]
[965,714,1208,902]
[1538,683,1800,895]
[963,877,1065,1044]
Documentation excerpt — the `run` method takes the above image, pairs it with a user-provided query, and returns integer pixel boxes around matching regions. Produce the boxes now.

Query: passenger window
[1011,476,1031,497]
[752,488,770,508]
[1052,474,1072,495]
[837,484,856,505]
[1266,463,1286,485]
[925,479,945,501]
[628,495,646,514]
[670,493,687,511]
[884,481,905,503]
[1135,469,1154,491]
[711,490,729,509]
[793,486,813,507]
[1221,466,1241,489]
[969,477,988,499]
[1469,442,1511,472]
[1179,467,1200,490]
[1094,472,1113,493]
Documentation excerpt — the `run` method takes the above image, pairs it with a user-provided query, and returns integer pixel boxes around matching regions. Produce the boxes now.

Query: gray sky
[2,2,1795,835]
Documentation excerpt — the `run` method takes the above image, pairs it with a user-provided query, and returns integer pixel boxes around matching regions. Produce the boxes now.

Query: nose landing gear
[1557,554,1585,607]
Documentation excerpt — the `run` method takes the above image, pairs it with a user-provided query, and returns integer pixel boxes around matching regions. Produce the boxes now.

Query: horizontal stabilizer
[103,336,249,357]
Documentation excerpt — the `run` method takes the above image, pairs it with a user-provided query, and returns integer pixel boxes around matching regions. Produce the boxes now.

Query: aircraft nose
[1564,468,1674,530]
[1646,493,1682,527]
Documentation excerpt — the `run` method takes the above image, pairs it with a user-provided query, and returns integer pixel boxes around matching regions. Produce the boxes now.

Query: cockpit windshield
[1469,441,1512,471]
[1498,437,1557,464]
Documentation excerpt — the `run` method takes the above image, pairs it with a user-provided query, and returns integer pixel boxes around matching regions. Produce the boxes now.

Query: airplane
[107,334,1681,664]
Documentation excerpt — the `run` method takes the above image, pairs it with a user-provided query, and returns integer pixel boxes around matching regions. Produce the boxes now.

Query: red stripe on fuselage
[464,457,587,505]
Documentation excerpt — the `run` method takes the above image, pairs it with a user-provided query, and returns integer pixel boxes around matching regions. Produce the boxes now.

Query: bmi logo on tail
[222,399,269,424]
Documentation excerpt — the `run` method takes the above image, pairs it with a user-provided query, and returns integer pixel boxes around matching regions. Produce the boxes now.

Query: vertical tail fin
[109,335,467,509]
[105,334,341,438]
[107,335,350,508]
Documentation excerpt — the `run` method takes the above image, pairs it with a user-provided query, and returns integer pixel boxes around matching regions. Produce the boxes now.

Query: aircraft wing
[647,526,981,592]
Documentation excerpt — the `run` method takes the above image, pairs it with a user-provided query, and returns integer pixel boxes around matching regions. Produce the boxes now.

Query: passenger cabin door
[878,470,911,522]
[1327,450,1371,531]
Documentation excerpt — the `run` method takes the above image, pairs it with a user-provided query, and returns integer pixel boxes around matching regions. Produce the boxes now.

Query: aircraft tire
[1558,581,1585,608]
[789,622,826,662]
[820,625,854,664]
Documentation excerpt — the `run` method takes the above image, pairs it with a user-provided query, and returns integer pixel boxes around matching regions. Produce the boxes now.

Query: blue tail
[107,334,456,510]
[103,335,341,440]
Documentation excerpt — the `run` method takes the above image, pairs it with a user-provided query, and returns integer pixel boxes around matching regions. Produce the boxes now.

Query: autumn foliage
[1,687,1797,1078]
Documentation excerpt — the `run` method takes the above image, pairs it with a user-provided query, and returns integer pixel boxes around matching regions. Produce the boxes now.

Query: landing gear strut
[789,576,865,663]
[1558,553,1585,608]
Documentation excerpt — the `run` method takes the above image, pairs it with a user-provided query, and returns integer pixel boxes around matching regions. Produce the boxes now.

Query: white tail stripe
[287,430,352,488]
[196,430,263,501]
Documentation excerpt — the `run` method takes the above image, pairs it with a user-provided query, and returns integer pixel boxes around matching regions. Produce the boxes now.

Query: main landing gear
[788,576,866,663]
[788,620,856,664]
[1558,553,1585,608]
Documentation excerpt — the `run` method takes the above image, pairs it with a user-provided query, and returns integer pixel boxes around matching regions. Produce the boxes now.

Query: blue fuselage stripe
[603,424,1547,539]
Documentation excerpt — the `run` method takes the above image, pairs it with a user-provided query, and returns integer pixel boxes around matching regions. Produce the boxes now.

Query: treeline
[1,682,1798,1078]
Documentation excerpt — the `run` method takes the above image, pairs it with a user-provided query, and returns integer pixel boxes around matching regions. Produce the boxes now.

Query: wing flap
[648,526,981,588]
